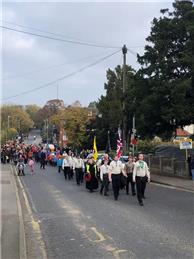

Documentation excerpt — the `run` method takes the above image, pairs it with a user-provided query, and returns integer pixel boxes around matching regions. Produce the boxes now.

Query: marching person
[68,151,74,180]
[62,153,70,180]
[133,153,150,206]
[125,156,136,196]
[100,159,110,196]
[74,155,85,185]
[109,155,126,201]
[85,157,98,193]
[40,148,46,170]
[57,155,63,173]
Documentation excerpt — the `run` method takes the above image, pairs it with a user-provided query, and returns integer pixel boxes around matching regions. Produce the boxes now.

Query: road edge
[151,179,194,193]
[10,165,27,259]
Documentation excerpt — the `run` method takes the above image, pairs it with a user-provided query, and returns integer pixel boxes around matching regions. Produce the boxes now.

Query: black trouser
[75,168,82,185]
[58,166,62,173]
[112,174,120,200]
[40,160,45,169]
[100,174,109,195]
[136,176,147,203]
[64,167,70,179]
[126,173,136,195]
[18,169,25,176]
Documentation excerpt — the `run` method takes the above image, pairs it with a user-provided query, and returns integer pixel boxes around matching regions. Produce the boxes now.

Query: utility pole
[122,44,127,154]
[132,115,136,157]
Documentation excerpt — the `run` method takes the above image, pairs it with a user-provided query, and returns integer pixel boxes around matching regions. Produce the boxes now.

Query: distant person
[187,154,192,179]
[100,159,110,196]
[17,158,25,176]
[125,156,136,196]
[74,155,85,185]
[85,157,98,193]
[133,153,150,206]
[190,155,194,180]
[28,158,35,175]
[40,149,46,169]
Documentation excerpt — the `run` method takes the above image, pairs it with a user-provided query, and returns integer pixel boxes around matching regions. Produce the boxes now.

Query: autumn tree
[50,107,90,148]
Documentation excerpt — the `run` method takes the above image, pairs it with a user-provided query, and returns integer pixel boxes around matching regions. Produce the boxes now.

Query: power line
[2,49,121,101]
[1,20,145,49]
[1,25,120,49]
[2,51,109,80]
[1,20,120,48]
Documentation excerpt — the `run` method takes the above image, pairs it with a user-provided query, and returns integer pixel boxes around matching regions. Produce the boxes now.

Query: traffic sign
[180,141,192,150]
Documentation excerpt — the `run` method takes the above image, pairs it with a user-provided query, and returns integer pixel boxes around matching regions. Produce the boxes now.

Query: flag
[131,133,137,145]
[93,136,98,161]
[117,138,123,159]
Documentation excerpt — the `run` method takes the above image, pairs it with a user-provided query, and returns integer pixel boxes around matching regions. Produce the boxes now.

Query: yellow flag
[93,136,98,161]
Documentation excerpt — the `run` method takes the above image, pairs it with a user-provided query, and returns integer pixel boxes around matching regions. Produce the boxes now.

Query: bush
[137,140,160,154]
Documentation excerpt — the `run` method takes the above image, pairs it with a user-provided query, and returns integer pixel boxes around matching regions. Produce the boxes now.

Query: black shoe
[126,192,129,195]
[132,193,136,196]
[139,201,143,206]
[104,193,109,196]
[114,197,118,201]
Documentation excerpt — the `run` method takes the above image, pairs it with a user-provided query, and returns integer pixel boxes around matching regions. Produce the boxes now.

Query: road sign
[180,141,192,150]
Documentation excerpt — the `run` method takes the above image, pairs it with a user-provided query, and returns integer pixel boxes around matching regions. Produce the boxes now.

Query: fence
[144,155,190,178]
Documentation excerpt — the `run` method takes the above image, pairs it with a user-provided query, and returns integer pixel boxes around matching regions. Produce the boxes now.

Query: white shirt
[109,160,124,175]
[62,157,70,169]
[100,164,110,181]
[74,158,85,170]
[68,156,75,169]
[133,160,150,182]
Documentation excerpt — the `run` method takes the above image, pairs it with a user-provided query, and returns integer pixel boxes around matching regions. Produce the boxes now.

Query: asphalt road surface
[26,129,42,145]
[18,163,194,259]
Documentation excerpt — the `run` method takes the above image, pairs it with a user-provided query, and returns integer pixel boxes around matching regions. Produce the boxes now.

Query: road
[16,162,194,259]
[26,129,42,145]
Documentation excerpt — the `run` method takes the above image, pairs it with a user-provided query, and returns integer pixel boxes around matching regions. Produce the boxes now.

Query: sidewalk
[1,163,26,259]
[151,173,194,192]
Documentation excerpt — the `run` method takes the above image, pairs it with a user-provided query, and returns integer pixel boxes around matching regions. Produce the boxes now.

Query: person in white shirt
[133,153,150,206]
[74,155,85,185]
[100,160,110,196]
[68,151,75,180]
[109,155,126,201]
[62,153,71,180]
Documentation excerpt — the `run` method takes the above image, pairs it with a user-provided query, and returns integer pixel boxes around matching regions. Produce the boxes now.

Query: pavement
[151,174,194,192]
[1,163,26,259]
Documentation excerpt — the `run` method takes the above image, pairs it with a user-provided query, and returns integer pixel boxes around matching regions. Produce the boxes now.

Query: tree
[25,104,41,125]
[136,0,194,139]
[95,65,136,149]
[1,105,34,143]
[50,107,90,148]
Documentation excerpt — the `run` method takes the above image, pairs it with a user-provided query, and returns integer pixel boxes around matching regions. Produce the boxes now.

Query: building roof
[176,128,191,137]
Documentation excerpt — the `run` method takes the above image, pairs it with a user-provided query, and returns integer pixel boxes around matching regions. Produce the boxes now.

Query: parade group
[1,141,150,206]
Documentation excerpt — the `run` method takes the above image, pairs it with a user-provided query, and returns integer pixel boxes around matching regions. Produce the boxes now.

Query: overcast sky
[1,0,173,107]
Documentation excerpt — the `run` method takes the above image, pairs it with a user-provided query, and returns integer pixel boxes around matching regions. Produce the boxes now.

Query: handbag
[85,173,91,182]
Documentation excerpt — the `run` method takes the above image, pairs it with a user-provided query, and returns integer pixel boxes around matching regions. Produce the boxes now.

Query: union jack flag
[117,138,123,159]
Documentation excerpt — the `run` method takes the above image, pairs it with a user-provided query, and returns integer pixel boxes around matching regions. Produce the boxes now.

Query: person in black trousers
[109,155,127,201]
[125,156,136,196]
[40,149,46,169]
[133,154,150,206]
